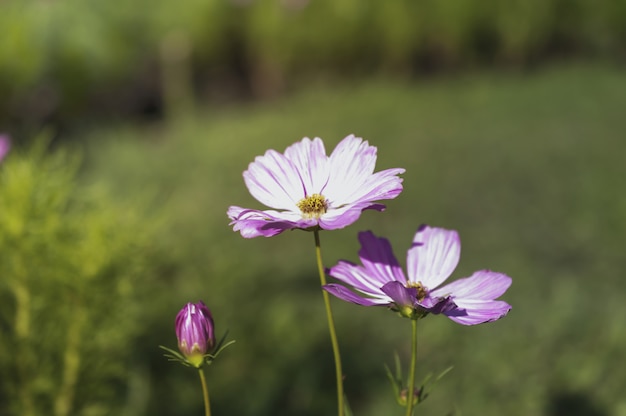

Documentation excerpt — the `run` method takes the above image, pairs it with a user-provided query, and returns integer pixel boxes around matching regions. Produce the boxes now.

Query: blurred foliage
[70,65,624,415]
[2,0,626,133]
[0,140,161,416]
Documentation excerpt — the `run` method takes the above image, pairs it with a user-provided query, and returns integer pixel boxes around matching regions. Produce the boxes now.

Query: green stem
[313,230,345,416]
[405,319,418,416]
[54,296,86,416]
[198,368,211,416]
[13,281,35,416]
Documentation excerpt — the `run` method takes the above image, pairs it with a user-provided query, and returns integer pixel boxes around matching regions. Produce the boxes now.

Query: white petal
[283,137,330,195]
[324,135,378,204]
[243,149,304,210]
[406,226,460,289]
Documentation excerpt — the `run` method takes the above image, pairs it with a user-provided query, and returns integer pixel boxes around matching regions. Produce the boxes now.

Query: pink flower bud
[175,301,215,368]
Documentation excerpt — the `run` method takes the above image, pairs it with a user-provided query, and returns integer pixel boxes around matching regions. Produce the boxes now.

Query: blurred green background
[1,1,626,415]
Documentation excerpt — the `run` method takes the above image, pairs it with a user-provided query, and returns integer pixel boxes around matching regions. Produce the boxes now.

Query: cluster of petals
[228,134,405,238]
[323,225,512,325]
[175,301,216,367]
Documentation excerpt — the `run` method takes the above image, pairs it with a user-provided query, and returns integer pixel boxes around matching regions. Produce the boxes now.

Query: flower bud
[175,301,215,368]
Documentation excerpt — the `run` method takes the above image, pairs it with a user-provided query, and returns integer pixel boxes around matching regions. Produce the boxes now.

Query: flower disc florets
[227,135,405,238]
[406,282,428,301]
[297,193,328,219]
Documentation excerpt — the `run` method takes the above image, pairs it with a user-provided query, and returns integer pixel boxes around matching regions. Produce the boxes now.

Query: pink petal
[431,270,512,300]
[317,202,384,230]
[380,281,416,308]
[328,261,390,300]
[444,299,512,325]
[357,231,407,285]
[323,284,386,306]
[227,206,313,238]
[350,168,405,203]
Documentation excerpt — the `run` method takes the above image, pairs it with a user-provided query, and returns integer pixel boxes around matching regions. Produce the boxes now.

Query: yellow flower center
[296,193,328,219]
[406,281,428,301]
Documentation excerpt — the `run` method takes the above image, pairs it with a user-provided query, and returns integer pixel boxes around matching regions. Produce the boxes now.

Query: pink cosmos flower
[228,135,405,238]
[0,135,10,162]
[324,226,512,325]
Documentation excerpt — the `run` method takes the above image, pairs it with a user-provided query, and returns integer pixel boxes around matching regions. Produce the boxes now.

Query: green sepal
[203,330,235,365]
[159,330,235,369]
[385,351,454,407]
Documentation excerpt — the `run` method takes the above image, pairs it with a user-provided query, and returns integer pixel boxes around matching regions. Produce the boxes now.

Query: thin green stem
[13,280,34,416]
[405,319,418,416]
[313,230,345,416]
[198,368,211,416]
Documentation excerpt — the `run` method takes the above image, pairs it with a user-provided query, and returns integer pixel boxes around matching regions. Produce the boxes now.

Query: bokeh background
[1,1,626,415]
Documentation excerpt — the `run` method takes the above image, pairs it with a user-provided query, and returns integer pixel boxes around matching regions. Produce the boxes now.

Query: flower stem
[314,230,345,416]
[405,319,418,416]
[198,367,211,416]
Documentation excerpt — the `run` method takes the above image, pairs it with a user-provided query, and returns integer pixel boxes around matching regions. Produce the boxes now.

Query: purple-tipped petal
[444,299,512,325]
[348,168,406,204]
[227,206,311,238]
[381,281,417,308]
[407,226,460,289]
[323,283,384,306]
[318,202,387,230]
[418,295,458,315]
[328,261,390,301]
[431,270,512,300]
[357,231,407,284]
[317,203,367,230]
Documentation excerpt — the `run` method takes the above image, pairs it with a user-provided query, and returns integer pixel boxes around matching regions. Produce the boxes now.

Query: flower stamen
[297,193,328,219]
[407,282,428,301]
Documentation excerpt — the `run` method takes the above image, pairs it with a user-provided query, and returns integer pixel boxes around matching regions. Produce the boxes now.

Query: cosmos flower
[323,226,512,325]
[227,134,405,238]
[0,135,10,162]
[175,301,216,368]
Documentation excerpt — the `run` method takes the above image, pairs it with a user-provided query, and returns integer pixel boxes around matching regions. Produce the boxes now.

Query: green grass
[82,64,626,416]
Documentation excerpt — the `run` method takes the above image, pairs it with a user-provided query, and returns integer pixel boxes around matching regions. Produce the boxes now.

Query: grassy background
[73,64,625,415]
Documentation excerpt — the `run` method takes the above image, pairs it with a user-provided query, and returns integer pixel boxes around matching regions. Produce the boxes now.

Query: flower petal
[227,206,314,238]
[283,137,330,195]
[349,168,405,204]
[443,299,512,325]
[357,231,407,284]
[317,202,385,230]
[323,284,386,306]
[243,149,304,210]
[406,226,460,290]
[328,261,393,301]
[381,281,417,308]
[323,135,378,204]
[431,270,512,300]
[418,295,458,315]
